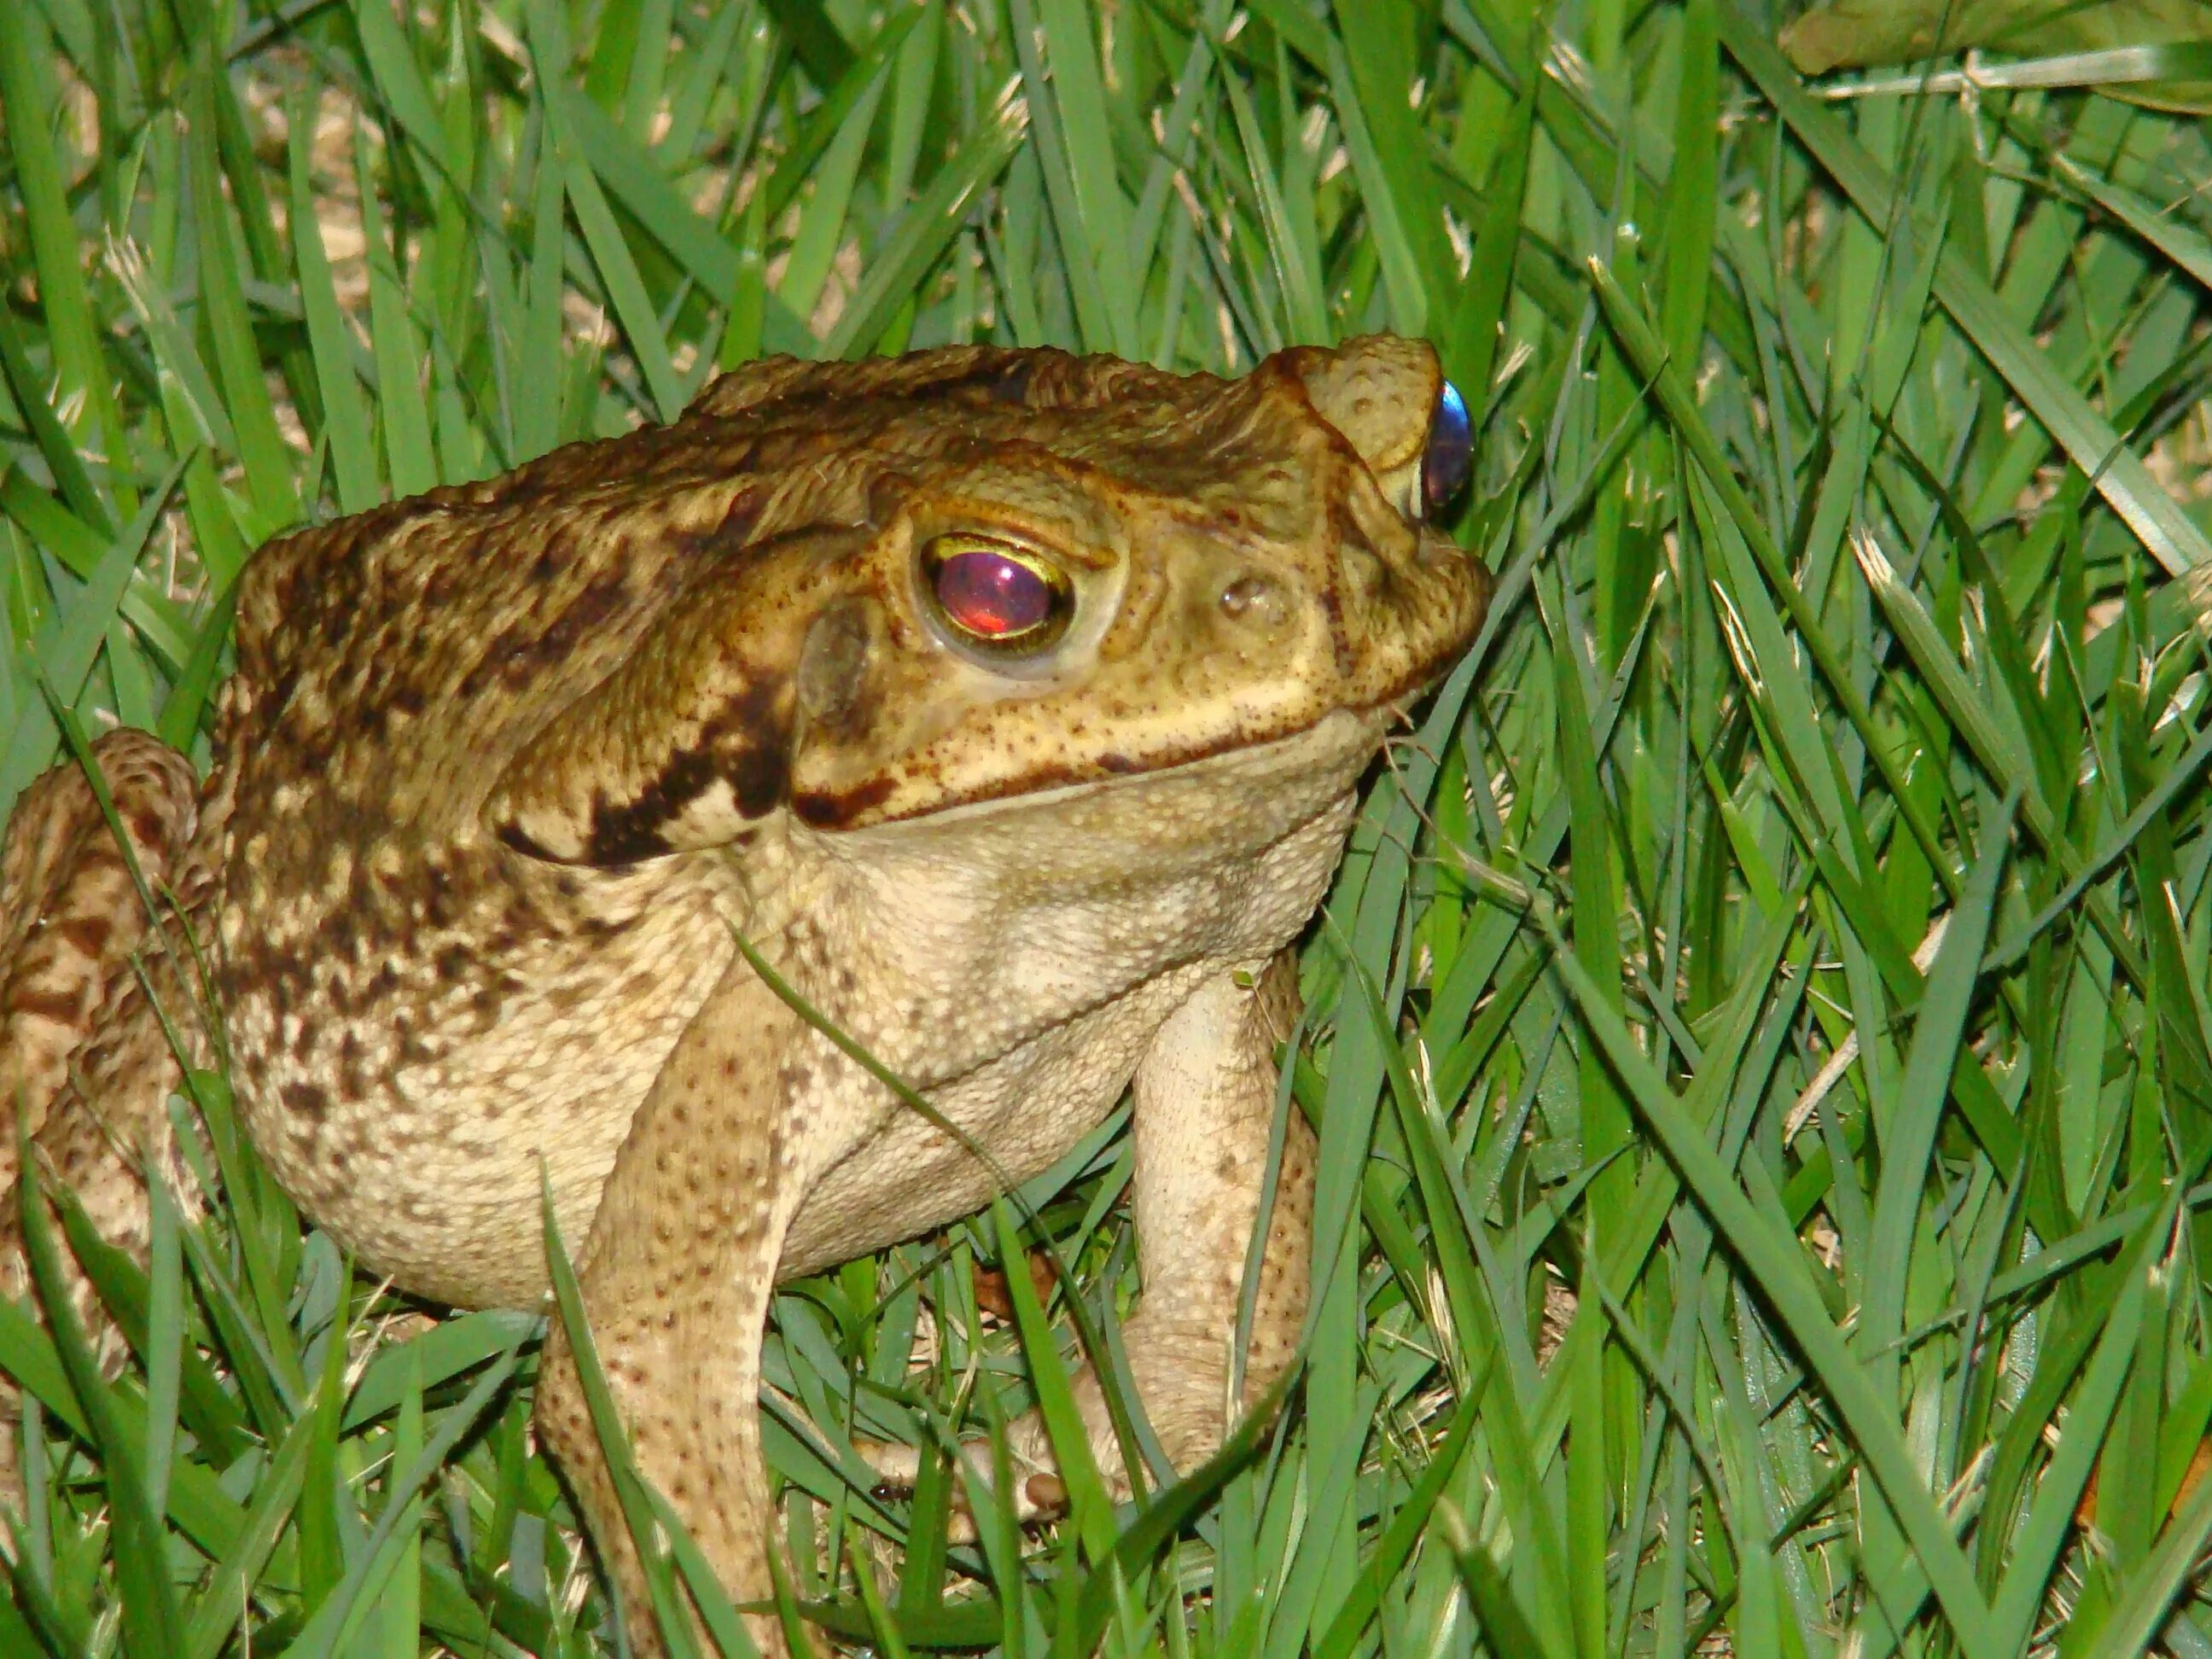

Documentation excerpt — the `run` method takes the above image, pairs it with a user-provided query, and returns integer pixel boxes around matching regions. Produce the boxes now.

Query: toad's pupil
[1423,380,1473,515]
[937,550,1053,637]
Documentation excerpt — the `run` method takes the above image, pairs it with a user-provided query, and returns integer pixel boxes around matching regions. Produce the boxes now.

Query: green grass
[8,0,2212,1654]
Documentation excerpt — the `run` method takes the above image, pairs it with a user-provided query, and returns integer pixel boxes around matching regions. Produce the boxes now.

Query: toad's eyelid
[914,502,1117,570]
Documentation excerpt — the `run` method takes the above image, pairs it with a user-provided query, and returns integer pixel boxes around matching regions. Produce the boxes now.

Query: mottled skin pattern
[0,337,1487,1650]
[1,731,199,1183]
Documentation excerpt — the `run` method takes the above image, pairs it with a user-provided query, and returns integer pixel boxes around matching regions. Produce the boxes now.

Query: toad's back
[226,347,1269,839]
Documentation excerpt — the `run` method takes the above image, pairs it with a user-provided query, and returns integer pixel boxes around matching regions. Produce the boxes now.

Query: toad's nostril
[1220,573,1277,619]
[1341,537,1388,599]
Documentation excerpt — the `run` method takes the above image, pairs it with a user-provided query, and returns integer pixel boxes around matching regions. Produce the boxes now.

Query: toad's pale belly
[778,963,1212,1277]
[265,964,1183,1307]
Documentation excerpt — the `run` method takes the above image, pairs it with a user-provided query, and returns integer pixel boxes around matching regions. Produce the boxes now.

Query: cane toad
[0,338,1487,1646]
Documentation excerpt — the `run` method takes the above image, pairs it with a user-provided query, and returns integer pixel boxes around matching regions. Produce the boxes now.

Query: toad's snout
[1333,521,1491,709]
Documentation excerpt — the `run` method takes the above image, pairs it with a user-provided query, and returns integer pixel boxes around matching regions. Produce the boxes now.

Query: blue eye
[1422,380,1472,516]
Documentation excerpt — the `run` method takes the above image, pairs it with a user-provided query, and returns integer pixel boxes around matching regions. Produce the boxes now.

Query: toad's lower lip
[1377,656,1468,725]
[1371,631,1481,725]
[794,631,1484,835]
[821,704,1392,836]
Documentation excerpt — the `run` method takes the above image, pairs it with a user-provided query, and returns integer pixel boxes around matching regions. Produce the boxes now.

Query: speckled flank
[0,335,1488,1656]
[0,726,232,1501]
[0,729,197,1176]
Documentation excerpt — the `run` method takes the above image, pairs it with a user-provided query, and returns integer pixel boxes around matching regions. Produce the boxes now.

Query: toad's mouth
[796,689,1435,842]
[800,711,1388,872]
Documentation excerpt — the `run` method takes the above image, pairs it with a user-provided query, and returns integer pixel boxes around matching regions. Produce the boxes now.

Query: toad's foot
[856,1435,1070,1544]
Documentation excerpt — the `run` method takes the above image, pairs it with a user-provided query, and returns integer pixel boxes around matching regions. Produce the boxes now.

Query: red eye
[922,537,1073,652]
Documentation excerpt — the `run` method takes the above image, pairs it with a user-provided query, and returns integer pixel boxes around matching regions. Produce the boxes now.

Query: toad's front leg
[999,949,1315,1502]
[534,957,838,1658]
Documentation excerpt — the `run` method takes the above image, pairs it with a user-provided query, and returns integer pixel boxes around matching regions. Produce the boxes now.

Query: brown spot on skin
[281,1080,333,1123]
[53,913,114,960]
[582,760,697,864]
[337,1030,368,1091]
[420,868,457,929]
[7,989,85,1027]
[725,745,786,822]
[515,570,632,672]
[568,673,795,864]
[541,981,588,1020]
[120,806,169,850]
[792,774,895,828]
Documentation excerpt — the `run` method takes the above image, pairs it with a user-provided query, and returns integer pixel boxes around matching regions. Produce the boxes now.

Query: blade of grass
[1724,20,2212,580]
[1535,914,2000,1658]
[17,1150,182,1659]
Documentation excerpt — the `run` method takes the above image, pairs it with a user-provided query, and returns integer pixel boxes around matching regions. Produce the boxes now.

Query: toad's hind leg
[0,729,214,1491]
[535,956,843,1658]
[1,729,201,1176]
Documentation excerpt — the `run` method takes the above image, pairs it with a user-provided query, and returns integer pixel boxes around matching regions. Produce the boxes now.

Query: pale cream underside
[253,709,1382,1309]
